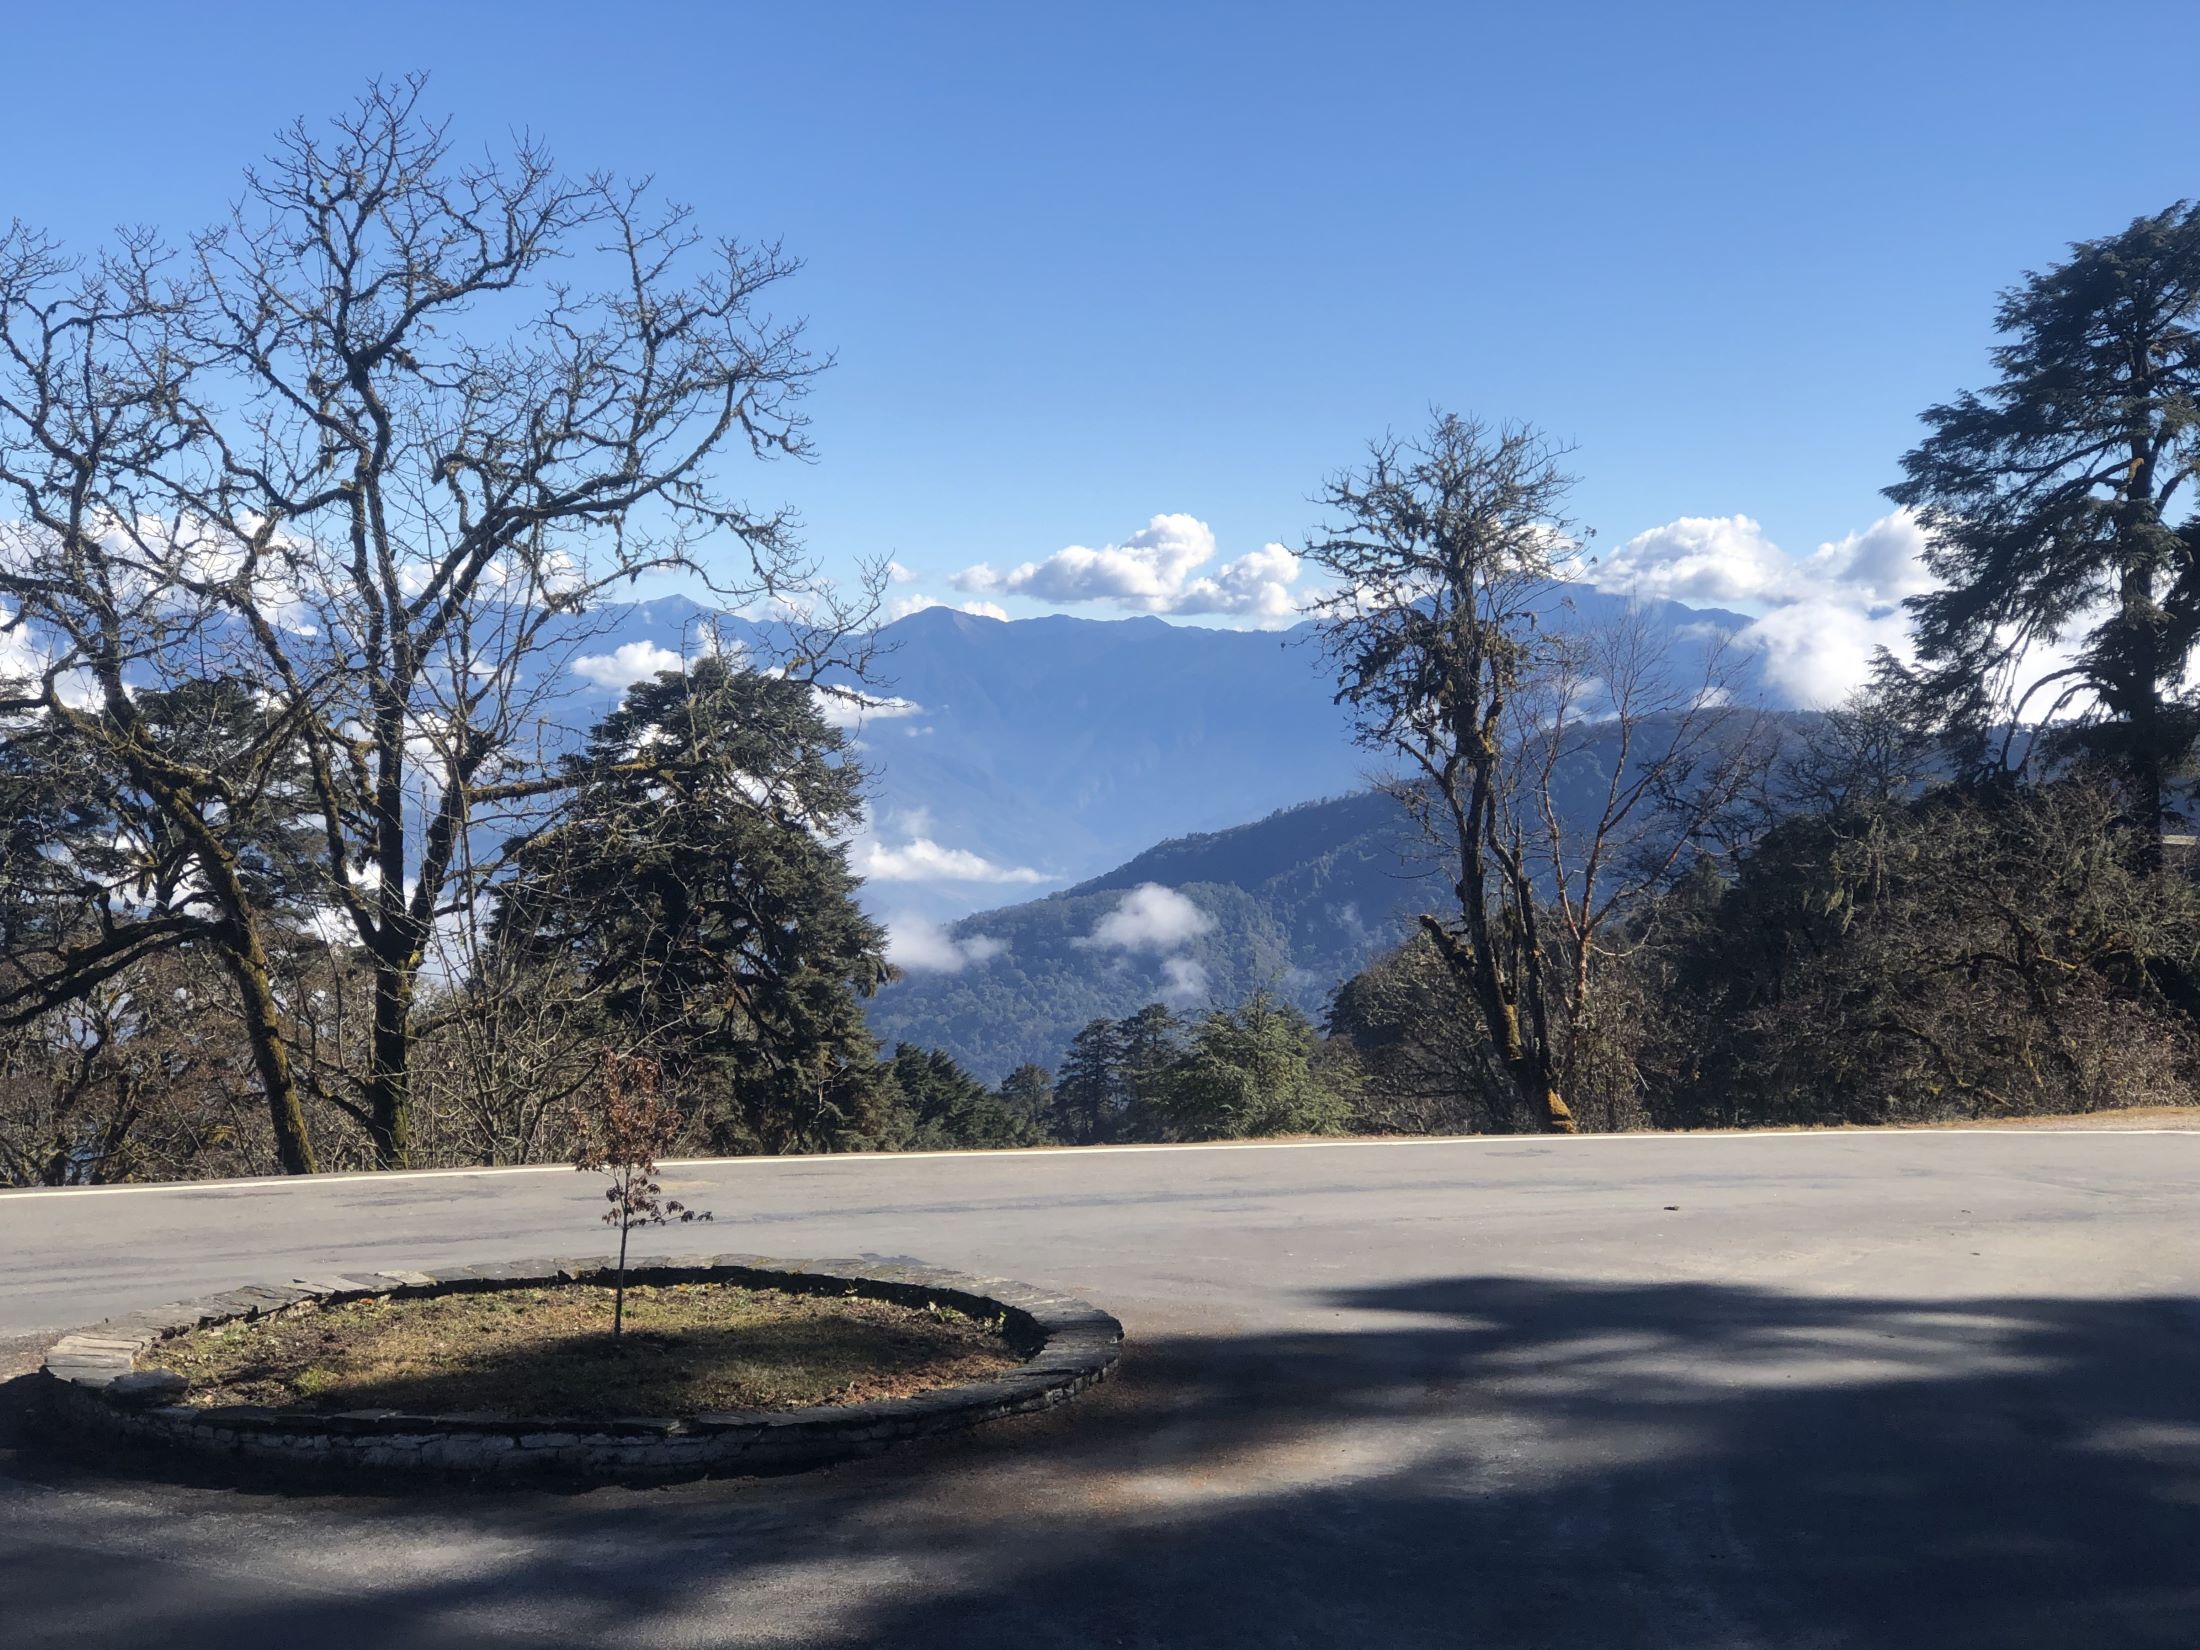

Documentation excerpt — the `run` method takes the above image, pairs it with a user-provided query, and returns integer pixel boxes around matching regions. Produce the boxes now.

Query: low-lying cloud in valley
[571,639,687,690]
[814,686,925,730]
[1078,882,1216,1007]
[1081,882,1216,952]
[883,914,1007,973]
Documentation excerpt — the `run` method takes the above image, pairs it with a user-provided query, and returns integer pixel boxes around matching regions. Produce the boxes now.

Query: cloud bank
[856,835,1048,884]
[1594,509,1935,707]
[955,513,1307,623]
[571,639,686,690]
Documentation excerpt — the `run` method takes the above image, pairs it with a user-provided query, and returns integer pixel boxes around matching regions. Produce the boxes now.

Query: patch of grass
[144,1283,1020,1420]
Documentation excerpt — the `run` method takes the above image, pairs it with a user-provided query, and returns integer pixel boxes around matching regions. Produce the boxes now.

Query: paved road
[3,1130,2198,1648]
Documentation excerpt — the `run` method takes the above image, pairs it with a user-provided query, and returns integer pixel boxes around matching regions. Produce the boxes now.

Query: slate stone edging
[39,1255,1123,1482]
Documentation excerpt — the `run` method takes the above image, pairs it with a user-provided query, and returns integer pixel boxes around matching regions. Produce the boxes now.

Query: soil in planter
[143,1283,1020,1420]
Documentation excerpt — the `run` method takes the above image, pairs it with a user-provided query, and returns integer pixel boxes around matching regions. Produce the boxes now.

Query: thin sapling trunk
[571,1055,710,1344]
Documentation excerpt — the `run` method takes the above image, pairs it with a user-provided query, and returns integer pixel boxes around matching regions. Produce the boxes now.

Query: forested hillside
[860,791,1425,1081]
[864,705,1814,1081]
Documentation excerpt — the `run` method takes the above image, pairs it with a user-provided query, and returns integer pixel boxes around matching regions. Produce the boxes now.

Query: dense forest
[5,85,2200,1182]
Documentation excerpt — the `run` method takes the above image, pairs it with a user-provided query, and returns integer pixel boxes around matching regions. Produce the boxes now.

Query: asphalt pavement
[3,1128,2196,1648]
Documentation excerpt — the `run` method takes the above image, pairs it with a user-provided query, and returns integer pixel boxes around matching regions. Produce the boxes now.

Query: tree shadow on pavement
[6,1275,2198,1648]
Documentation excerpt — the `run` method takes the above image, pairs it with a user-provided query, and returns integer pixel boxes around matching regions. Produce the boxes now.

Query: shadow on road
[7,1275,2198,1647]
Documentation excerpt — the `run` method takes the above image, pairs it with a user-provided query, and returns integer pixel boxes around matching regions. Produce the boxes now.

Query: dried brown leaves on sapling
[571,1054,712,1339]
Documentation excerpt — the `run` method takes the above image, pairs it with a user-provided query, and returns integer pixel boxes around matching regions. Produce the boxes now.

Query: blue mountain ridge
[566,585,1757,924]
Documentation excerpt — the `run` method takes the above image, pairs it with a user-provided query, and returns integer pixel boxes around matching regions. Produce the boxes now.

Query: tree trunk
[218,936,318,1176]
[614,1214,630,1342]
[2117,485,2169,866]
[1496,1033,1579,1134]
[1419,914,1580,1134]
[365,960,414,1170]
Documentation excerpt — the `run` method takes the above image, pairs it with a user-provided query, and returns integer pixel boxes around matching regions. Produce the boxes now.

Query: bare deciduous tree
[0,78,875,1171]
[0,944,269,1186]
[1308,412,1760,1133]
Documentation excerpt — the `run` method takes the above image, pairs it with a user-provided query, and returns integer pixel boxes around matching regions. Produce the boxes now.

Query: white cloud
[959,513,1212,605]
[1159,954,1211,1007]
[1733,603,1914,707]
[1081,883,1215,953]
[0,625,39,684]
[0,608,97,707]
[572,640,684,690]
[1594,508,1944,710]
[857,835,1047,884]
[956,513,1307,623]
[1594,515,1799,607]
[814,686,923,729]
[1078,884,1215,1005]
[885,915,1008,973]
[1799,512,1936,607]
[1171,542,1305,621]
[887,560,918,584]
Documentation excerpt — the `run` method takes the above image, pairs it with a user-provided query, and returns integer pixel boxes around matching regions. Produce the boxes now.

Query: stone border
[40,1255,1122,1481]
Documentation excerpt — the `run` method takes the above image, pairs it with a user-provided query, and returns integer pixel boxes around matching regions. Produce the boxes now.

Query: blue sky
[7,0,2197,645]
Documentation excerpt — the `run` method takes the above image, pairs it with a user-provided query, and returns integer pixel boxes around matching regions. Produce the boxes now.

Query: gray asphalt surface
[3,1129,2197,1648]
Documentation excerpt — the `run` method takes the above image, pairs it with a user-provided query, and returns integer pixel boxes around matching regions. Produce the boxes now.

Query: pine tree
[996,1063,1058,1134]
[1116,1003,1187,1139]
[493,657,894,1154]
[1888,202,2200,843]
[884,1045,1046,1149]
[1053,1018,1128,1144]
[1152,993,1347,1141]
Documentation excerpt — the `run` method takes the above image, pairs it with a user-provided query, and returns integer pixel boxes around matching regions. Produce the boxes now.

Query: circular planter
[40,1253,1122,1482]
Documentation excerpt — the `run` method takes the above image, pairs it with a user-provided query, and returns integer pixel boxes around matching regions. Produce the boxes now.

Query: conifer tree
[1888,202,2200,842]
[1054,1017,1128,1144]
[495,658,893,1154]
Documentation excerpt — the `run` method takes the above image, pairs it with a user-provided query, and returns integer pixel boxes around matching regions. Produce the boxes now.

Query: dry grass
[145,1283,1020,1420]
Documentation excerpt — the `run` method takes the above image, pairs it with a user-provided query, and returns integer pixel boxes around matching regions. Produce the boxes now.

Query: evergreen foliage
[493,658,896,1154]
[1888,202,2200,833]
[879,1045,1049,1150]
[1053,1017,1131,1143]
[996,1063,1057,1132]
[1150,994,1350,1140]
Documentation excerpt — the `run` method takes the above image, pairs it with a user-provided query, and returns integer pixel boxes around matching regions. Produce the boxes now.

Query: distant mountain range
[570,585,1759,924]
[556,586,1785,1081]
